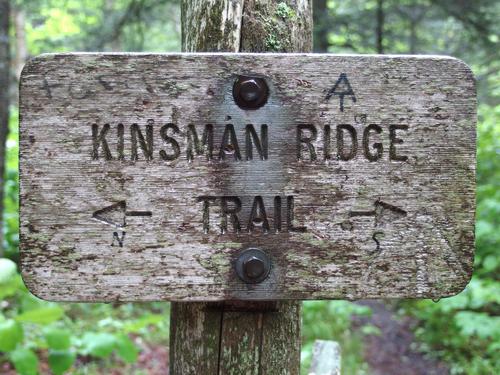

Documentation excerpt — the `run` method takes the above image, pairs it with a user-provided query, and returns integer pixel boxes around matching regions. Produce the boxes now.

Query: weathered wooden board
[19,53,476,301]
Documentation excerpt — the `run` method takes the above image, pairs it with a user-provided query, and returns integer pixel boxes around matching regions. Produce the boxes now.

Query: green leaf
[48,350,76,375]
[0,274,23,299]
[81,332,116,358]
[16,306,64,325]
[10,348,39,375]
[116,335,138,363]
[123,314,163,333]
[44,327,71,350]
[361,324,382,336]
[0,319,23,352]
[455,311,500,339]
[0,258,17,284]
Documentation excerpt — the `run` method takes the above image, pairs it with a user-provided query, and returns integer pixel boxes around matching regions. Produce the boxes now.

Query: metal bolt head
[233,76,269,110]
[235,248,271,284]
[243,256,266,279]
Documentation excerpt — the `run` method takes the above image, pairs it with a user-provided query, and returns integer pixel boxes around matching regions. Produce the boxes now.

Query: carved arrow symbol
[349,200,407,225]
[92,201,152,228]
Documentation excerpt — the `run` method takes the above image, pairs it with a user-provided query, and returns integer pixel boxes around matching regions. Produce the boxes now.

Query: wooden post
[170,1,312,374]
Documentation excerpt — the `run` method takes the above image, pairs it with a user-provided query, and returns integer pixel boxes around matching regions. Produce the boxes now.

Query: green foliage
[3,110,19,263]
[81,332,119,358]
[44,327,71,350]
[16,306,65,325]
[476,103,500,277]
[48,351,76,375]
[18,0,181,54]
[10,348,39,375]
[301,301,372,374]
[79,332,138,362]
[115,334,139,363]
[0,319,24,352]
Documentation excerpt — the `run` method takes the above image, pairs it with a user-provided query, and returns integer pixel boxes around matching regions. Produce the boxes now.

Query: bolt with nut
[233,76,269,110]
[235,248,271,284]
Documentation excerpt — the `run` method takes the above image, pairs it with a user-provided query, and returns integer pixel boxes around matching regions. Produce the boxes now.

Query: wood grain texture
[169,301,301,375]
[19,53,476,301]
[169,302,221,374]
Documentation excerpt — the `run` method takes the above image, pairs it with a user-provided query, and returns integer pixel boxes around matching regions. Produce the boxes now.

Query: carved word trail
[197,195,306,234]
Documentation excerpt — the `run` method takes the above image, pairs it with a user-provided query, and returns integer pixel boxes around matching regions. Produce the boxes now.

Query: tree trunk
[409,19,417,54]
[376,0,384,53]
[172,1,312,374]
[105,0,122,51]
[181,0,312,53]
[313,0,329,52]
[0,0,10,258]
[13,7,26,82]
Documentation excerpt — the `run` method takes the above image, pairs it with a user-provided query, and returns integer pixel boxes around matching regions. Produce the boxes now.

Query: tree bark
[239,0,312,52]
[0,0,10,258]
[181,0,312,53]
[172,1,312,374]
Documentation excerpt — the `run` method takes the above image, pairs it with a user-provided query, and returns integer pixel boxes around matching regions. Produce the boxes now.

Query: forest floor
[353,301,449,375]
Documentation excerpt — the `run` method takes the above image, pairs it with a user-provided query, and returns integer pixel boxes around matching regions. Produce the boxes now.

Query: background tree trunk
[13,7,26,82]
[376,0,385,53]
[0,0,10,257]
[313,0,329,52]
[172,1,312,374]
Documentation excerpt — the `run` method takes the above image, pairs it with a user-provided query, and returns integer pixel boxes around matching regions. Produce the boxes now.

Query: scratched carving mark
[112,231,126,247]
[41,77,62,99]
[371,231,385,254]
[325,73,357,112]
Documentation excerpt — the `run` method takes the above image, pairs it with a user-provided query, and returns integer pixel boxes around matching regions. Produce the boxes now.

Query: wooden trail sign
[20,53,476,302]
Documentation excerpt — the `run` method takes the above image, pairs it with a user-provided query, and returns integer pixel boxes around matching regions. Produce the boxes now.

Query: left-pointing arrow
[92,201,152,228]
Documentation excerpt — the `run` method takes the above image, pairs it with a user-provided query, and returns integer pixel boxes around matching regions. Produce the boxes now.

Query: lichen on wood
[181,0,313,53]
[240,0,312,52]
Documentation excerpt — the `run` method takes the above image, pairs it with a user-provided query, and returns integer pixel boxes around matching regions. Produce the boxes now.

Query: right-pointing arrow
[349,200,406,225]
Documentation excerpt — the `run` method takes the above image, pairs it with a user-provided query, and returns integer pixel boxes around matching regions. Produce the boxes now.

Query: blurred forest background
[0,0,498,374]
